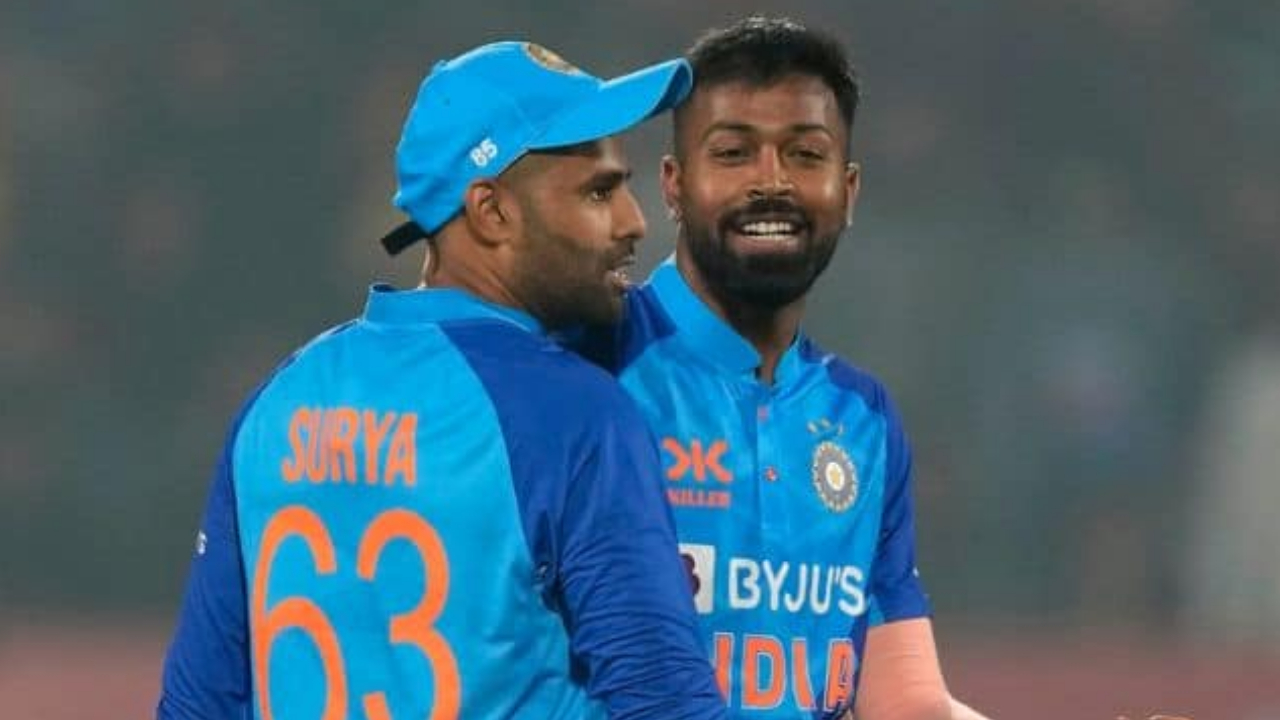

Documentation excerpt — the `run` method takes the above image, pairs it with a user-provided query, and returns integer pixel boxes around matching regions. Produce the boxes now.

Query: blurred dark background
[3,1,1279,717]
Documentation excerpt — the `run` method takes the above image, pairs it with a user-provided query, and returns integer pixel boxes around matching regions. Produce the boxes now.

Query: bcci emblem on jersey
[812,441,857,512]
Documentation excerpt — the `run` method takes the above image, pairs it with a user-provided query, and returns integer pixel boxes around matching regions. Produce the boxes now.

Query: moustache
[721,198,812,232]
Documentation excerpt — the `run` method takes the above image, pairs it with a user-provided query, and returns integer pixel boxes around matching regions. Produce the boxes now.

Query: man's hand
[948,696,991,720]
[844,694,991,719]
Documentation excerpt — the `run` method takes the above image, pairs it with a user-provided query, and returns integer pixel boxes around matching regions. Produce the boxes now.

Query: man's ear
[844,161,862,227]
[660,155,682,222]
[462,178,517,246]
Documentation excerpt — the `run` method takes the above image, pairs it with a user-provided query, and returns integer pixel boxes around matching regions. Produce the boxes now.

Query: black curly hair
[675,16,861,155]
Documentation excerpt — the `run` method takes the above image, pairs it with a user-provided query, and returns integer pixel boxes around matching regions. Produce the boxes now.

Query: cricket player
[157,41,726,719]
[579,17,989,720]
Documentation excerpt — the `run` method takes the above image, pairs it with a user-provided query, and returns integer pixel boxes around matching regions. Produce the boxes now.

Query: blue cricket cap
[381,41,693,255]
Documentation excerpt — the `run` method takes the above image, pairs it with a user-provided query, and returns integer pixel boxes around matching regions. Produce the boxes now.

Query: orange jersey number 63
[251,505,461,720]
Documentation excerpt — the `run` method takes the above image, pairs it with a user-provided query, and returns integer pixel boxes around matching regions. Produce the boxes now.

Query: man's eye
[710,147,748,161]
[588,187,613,202]
[792,147,827,161]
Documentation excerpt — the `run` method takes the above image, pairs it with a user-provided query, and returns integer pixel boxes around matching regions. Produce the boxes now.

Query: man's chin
[718,265,819,308]
[726,281,811,309]
[687,234,827,308]
[578,295,624,327]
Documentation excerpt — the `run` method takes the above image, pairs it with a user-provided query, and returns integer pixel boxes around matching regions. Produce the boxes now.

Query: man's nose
[615,187,647,242]
[747,147,794,200]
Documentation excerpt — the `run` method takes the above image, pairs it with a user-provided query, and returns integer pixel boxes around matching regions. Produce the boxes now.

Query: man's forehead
[513,137,629,182]
[536,136,630,165]
[536,139,606,158]
[712,82,835,116]
[682,75,842,132]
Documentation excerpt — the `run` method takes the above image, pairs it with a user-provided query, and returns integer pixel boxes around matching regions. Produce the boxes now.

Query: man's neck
[676,255,804,386]
[720,299,803,386]
[420,241,524,315]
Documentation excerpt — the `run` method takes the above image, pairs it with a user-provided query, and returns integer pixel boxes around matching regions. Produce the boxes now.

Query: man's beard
[682,211,840,310]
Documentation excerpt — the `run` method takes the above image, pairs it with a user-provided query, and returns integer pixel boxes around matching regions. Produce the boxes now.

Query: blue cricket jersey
[582,261,931,719]
[158,284,726,720]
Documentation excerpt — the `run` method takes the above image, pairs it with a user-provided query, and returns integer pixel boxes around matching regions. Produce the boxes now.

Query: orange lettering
[252,506,346,720]
[689,439,707,481]
[663,437,691,481]
[713,632,734,701]
[705,440,732,483]
[304,407,326,483]
[384,413,418,487]
[282,408,310,482]
[362,411,396,484]
[743,635,785,709]
[824,639,855,711]
[280,407,422,488]
[252,506,459,718]
[325,408,359,483]
[663,437,733,484]
[791,637,814,710]
[357,509,458,718]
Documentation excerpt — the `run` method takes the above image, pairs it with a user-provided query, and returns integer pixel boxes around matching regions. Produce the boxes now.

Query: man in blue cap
[157,41,725,720]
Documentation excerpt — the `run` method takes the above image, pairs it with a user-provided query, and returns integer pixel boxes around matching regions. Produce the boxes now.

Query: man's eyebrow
[700,122,837,142]
[580,167,632,189]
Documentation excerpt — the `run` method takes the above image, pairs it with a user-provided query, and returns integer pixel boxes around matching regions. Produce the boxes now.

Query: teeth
[741,221,796,236]
[607,255,636,287]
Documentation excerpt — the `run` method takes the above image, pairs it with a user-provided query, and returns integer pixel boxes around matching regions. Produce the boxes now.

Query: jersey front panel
[233,290,603,720]
[610,262,930,719]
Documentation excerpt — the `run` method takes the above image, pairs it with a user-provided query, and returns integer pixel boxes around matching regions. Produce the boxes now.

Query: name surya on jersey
[280,406,419,486]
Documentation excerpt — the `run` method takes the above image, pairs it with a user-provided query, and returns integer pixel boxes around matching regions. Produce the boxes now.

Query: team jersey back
[233,294,601,719]
[159,284,727,720]
[586,262,930,719]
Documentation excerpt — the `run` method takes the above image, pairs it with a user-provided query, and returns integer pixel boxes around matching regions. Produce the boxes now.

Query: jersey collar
[647,258,805,384]
[362,283,543,334]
